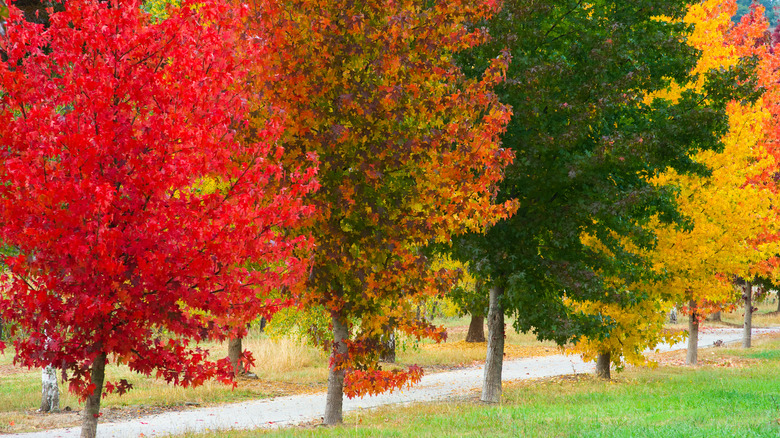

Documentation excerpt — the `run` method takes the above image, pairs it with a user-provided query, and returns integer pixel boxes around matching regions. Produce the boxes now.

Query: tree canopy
[451,0,740,344]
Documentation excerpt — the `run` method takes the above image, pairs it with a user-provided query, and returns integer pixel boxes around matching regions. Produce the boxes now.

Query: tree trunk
[465,314,486,343]
[380,326,395,363]
[228,337,244,376]
[595,352,611,380]
[776,293,780,313]
[744,282,753,349]
[686,300,698,365]
[40,365,60,413]
[258,316,267,332]
[80,352,107,438]
[323,314,348,425]
[705,311,721,322]
[481,284,504,403]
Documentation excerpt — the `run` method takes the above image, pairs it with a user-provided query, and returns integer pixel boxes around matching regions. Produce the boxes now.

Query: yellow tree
[569,0,779,374]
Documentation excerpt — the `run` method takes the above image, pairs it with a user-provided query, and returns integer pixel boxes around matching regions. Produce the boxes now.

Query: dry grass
[665,298,780,331]
[0,316,560,432]
[0,332,330,433]
[3,310,777,434]
[241,335,328,384]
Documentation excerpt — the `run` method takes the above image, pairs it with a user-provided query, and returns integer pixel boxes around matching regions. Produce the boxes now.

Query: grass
[175,335,780,438]
[0,329,331,433]
[0,315,556,433]
[667,298,780,331]
[1,309,776,434]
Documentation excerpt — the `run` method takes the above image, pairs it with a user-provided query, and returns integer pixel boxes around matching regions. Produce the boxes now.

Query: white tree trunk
[686,300,698,365]
[481,283,504,403]
[40,365,60,413]
[743,282,752,348]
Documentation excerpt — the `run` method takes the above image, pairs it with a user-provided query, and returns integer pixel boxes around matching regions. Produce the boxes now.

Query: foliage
[252,0,515,399]
[651,0,779,314]
[177,337,780,438]
[451,0,736,345]
[439,257,488,320]
[0,0,314,407]
[570,0,780,369]
[264,305,333,346]
[735,0,777,26]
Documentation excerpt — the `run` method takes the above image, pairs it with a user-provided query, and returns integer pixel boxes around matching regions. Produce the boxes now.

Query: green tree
[451,0,736,402]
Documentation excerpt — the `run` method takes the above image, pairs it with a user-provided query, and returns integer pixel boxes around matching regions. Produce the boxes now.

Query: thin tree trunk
[481,284,504,403]
[40,365,60,413]
[427,301,439,321]
[380,325,395,363]
[595,352,611,380]
[228,337,244,376]
[776,293,780,313]
[744,282,753,349]
[705,311,721,322]
[686,300,698,365]
[324,314,348,425]
[80,352,107,438]
[465,314,486,343]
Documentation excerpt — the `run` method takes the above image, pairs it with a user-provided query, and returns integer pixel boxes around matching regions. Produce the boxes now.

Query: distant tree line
[735,0,778,26]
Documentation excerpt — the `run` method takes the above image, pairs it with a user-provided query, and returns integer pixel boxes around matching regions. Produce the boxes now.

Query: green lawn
[178,337,780,437]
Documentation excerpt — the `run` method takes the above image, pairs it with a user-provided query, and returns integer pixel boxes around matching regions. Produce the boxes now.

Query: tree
[735,0,777,26]
[451,0,737,401]
[252,0,515,424]
[570,0,780,370]
[438,257,487,343]
[0,0,315,436]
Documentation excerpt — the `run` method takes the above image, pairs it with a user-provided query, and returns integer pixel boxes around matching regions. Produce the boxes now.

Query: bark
[80,352,107,438]
[323,314,348,425]
[228,337,244,376]
[776,294,780,313]
[744,282,753,349]
[465,314,486,343]
[380,326,396,363]
[705,311,721,322]
[481,284,504,403]
[686,300,699,365]
[595,352,611,380]
[427,301,439,321]
[40,365,60,413]
[258,316,267,332]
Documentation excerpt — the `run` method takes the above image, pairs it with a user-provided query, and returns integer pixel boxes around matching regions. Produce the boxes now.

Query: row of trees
[1,0,779,436]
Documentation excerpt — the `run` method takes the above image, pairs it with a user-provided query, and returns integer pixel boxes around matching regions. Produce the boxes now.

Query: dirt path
[8,327,779,438]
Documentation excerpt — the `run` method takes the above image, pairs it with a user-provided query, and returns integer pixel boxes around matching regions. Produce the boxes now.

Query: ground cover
[176,333,780,438]
[0,316,556,433]
[0,309,776,435]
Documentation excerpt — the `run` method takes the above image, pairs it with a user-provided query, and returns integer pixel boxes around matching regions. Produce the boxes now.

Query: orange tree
[250,0,515,424]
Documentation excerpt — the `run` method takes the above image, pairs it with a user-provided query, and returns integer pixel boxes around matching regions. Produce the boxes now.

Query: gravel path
[10,327,780,438]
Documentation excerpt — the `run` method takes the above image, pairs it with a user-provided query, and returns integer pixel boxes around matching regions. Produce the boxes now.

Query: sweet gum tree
[569,0,779,372]
[450,0,739,401]
[0,0,315,436]
[648,0,778,365]
[251,0,515,424]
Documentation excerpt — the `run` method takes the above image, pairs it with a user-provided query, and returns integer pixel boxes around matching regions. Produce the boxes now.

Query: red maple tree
[0,0,316,435]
